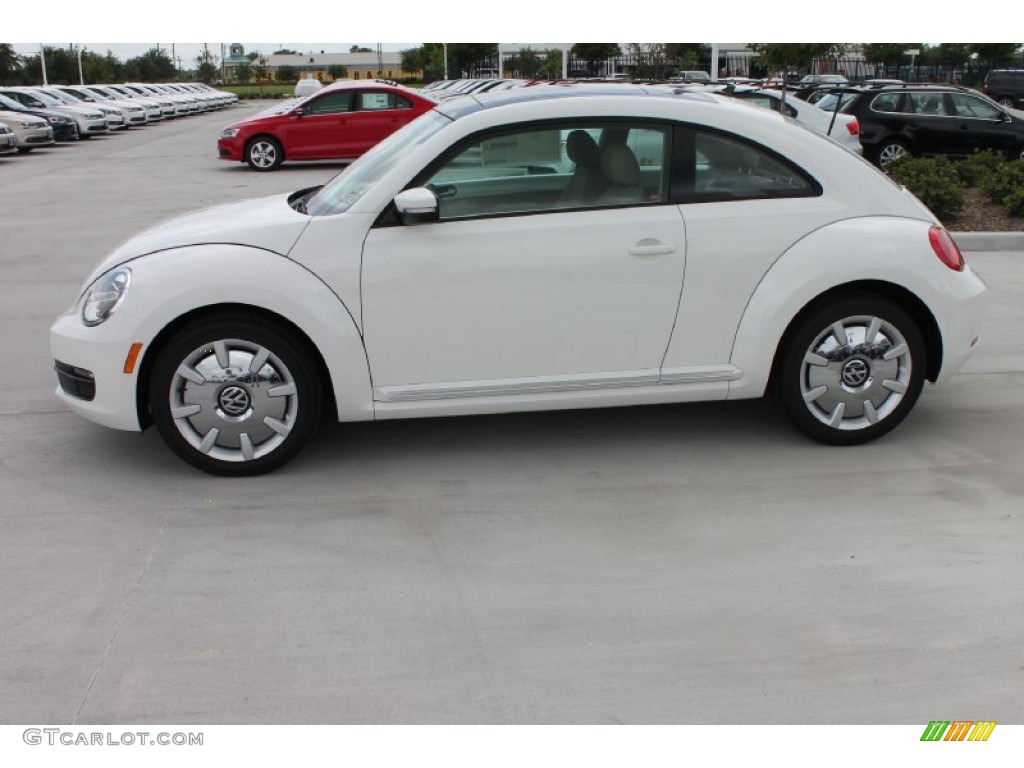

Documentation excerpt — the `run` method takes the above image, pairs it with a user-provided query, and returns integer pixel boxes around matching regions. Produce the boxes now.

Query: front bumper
[79,118,108,135]
[50,312,143,431]
[51,122,78,141]
[217,136,244,161]
[17,126,54,148]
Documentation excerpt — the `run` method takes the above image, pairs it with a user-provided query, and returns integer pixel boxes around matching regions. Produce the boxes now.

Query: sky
[6,3,1008,64]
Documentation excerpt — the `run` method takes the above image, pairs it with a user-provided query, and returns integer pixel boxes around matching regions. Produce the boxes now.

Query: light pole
[40,45,48,85]
[443,43,448,80]
[77,45,84,84]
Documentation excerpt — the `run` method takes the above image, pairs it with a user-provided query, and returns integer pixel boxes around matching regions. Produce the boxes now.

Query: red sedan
[218,81,437,171]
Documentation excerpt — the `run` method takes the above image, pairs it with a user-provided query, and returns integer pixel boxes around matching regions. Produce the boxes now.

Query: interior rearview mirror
[393,187,439,225]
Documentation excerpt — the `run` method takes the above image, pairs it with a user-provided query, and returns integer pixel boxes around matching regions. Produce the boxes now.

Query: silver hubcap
[169,339,298,462]
[800,315,912,431]
[879,143,906,167]
[250,141,277,168]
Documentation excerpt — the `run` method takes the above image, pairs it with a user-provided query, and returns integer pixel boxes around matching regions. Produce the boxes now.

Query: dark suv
[820,84,1024,166]
[983,69,1024,109]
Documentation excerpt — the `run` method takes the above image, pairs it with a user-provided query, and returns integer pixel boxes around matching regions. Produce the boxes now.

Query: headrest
[566,130,600,168]
[601,143,640,186]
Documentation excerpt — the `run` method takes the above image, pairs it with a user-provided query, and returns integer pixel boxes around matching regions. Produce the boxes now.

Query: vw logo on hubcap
[841,359,870,388]
[218,385,251,416]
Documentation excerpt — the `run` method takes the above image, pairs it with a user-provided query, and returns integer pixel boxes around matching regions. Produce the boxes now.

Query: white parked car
[728,88,862,153]
[51,87,987,475]
[294,77,324,97]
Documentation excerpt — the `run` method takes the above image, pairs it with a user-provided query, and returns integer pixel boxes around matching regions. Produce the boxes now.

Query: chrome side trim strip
[375,366,742,402]
[658,365,743,385]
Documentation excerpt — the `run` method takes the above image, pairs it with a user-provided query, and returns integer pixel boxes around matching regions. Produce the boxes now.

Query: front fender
[728,216,986,399]
[121,245,373,422]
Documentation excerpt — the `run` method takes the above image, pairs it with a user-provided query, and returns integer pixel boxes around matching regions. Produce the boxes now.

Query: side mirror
[394,187,439,225]
[293,107,304,117]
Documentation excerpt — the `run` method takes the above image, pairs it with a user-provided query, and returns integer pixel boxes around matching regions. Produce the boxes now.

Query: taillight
[929,225,964,271]
[846,119,860,136]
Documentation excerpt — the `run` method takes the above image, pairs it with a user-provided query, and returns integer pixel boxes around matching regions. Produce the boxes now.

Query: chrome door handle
[629,241,677,256]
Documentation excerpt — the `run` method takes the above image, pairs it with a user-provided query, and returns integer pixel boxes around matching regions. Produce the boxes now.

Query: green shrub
[955,149,1005,187]
[978,159,1024,205]
[1003,187,1024,218]
[885,155,965,220]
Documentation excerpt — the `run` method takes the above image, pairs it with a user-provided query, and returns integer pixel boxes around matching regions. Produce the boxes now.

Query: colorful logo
[921,721,996,741]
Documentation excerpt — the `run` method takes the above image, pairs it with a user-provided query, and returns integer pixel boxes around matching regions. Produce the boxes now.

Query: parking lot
[2,101,1023,724]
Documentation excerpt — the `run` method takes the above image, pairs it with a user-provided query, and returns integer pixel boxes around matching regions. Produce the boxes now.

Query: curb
[951,232,1024,252]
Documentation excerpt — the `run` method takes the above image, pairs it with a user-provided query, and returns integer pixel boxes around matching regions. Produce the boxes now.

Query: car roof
[435,82,724,120]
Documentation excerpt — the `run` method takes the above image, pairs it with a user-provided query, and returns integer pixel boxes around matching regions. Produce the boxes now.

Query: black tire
[875,138,909,168]
[775,294,926,446]
[16,147,32,154]
[149,312,322,475]
[245,135,283,171]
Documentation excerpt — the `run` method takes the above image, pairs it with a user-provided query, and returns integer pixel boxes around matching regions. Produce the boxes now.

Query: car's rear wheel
[775,295,926,445]
[150,313,322,475]
[876,139,909,168]
[245,136,283,171]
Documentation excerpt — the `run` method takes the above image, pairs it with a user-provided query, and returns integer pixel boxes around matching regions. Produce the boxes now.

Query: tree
[246,51,260,62]
[274,49,298,55]
[327,64,348,80]
[927,43,972,67]
[541,48,563,80]
[350,45,372,53]
[402,44,444,80]
[194,48,219,84]
[860,44,922,64]
[250,55,268,96]
[446,44,498,77]
[664,43,710,70]
[128,47,176,82]
[571,43,620,76]
[233,62,252,84]
[82,49,123,84]
[626,43,674,80]
[276,65,298,83]
[968,43,1022,64]
[748,43,847,76]
[509,47,543,79]
[0,43,21,85]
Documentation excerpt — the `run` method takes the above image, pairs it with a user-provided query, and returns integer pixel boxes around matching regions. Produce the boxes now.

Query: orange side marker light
[123,343,144,374]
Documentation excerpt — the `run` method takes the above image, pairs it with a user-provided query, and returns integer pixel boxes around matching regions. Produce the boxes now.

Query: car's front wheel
[245,135,283,171]
[997,96,1015,108]
[775,295,926,445]
[150,312,322,475]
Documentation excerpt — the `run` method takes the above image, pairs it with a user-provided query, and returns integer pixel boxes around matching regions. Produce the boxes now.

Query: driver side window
[421,122,670,221]
[304,92,353,115]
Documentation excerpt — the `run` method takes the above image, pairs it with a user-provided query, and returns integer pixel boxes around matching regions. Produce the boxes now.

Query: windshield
[306,111,450,216]
[50,90,80,104]
[815,93,857,112]
[24,89,62,106]
[0,93,25,111]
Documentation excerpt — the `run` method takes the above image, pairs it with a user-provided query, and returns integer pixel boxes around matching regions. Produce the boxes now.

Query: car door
[348,90,416,156]
[286,90,354,159]
[360,120,687,399]
[945,92,1018,156]
[663,127,835,376]
[903,91,953,156]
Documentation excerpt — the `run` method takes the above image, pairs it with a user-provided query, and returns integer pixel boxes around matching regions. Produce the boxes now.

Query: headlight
[220,127,240,138]
[81,268,131,326]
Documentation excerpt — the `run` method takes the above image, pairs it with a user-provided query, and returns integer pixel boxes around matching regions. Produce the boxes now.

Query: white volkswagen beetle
[50,87,987,475]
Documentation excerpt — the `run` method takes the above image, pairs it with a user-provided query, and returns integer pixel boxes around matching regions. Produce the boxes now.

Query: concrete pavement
[1,103,1022,724]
